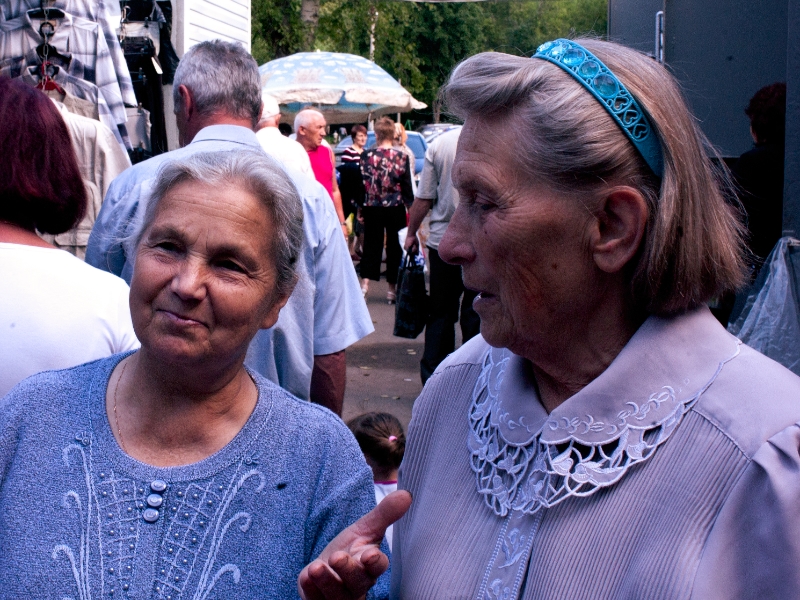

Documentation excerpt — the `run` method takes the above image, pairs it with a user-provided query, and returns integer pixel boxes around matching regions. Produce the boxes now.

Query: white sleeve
[306,181,374,355]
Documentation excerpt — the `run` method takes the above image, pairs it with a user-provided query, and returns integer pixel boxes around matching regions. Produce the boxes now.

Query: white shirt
[0,243,139,396]
[255,126,313,177]
[374,481,398,551]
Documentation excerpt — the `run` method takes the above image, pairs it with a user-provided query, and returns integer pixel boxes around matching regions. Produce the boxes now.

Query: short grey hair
[133,150,304,298]
[173,40,262,128]
[294,109,324,132]
[444,39,747,315]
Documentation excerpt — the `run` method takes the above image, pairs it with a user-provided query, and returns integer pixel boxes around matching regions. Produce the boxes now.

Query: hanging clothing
[39,100,131,258]
[125,105,151,152]
[119,33,167,154]
[119,0,179,84]
[0,0,135,106]
[0,10,128,126]
[1,56,128,151]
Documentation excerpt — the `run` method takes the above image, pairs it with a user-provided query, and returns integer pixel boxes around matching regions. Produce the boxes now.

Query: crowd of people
[2,33,800,600]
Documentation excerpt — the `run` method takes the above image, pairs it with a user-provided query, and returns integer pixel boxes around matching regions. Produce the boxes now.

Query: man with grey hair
[295,109,348,237]
[256,93,312,176]
[86,40,373,414]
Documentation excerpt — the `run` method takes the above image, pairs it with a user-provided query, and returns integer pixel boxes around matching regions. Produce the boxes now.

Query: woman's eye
[154,241,180,252]
[473,194,495,211]
[217,259,246,273]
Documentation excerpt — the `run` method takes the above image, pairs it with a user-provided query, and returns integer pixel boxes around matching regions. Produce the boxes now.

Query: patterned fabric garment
[341,146,363,163]
[360,147,413,208]
[0,0,135,105]
[0,354,390,599]
[0,11,129,125]
[1,55,128,150]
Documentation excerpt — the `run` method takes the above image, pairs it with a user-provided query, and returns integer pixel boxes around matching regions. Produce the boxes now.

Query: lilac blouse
[393,307,800,599]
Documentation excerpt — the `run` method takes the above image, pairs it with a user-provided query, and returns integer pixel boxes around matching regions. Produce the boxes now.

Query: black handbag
[393,253,429,339]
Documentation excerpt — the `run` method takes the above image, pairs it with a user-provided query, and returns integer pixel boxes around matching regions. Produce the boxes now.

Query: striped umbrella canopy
[259,51,426,125]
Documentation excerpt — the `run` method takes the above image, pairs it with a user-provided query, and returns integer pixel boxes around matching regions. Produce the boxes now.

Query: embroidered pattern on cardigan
[52,438,265,598]
[467,346,738,517]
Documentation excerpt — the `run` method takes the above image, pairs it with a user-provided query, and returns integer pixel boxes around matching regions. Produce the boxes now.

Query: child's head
[347,412,406,481]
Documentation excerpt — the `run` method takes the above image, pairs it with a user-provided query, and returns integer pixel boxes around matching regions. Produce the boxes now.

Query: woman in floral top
[358,117,414,303]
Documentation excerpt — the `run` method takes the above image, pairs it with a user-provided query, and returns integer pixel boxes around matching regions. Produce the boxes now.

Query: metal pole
[655,10,665,63]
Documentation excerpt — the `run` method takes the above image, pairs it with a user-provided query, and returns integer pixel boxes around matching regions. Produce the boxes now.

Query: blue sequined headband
[533,39,664,179]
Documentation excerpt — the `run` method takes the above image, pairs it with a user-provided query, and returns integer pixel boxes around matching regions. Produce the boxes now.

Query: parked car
[334,131,427,177]
[416,123,462,143]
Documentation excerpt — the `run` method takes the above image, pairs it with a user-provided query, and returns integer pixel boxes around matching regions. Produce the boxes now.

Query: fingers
[297,491,412,599]
[298,562,328,600]
[350,490,412,541]
[300,556,374,600]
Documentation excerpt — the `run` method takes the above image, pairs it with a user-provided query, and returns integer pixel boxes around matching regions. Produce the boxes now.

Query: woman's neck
[107,352,258,466]
[0,221,55,249]
[524,294,645,413]
[376,140,393,149]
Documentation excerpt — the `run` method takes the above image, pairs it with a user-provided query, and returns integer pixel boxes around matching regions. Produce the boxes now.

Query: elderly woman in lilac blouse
[299,39,800,600]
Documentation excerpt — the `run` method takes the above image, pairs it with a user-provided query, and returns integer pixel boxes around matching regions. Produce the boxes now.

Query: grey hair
[172,40,262,128]
[132,149,304,298]
[294,109,323,132]
[444,40,747,315]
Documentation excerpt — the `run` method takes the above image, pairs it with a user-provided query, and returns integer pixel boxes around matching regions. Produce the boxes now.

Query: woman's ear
[259,291,292,330]
[590,186,648,274]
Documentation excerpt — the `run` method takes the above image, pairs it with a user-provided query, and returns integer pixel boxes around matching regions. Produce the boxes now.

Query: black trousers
[359,205,407,284]
[421,247,481,383]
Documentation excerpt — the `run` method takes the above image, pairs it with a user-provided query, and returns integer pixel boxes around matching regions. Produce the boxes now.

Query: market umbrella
[259,51,426,125]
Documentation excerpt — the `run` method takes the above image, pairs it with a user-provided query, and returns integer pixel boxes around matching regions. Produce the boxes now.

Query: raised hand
[298,490,412,600]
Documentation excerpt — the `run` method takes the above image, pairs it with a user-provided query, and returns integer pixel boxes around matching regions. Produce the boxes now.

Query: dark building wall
[786,0,800,235]
[663,0,788,158]
[607,0,664,55]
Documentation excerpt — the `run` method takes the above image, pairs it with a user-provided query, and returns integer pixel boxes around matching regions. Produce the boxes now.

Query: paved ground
[342,278,424,431]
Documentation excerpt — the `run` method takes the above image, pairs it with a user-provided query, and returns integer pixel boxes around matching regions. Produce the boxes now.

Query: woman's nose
[438,204,474,266]
[170,259,207,301]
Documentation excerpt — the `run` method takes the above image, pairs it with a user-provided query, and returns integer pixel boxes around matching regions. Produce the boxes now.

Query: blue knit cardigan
[0,353,389,599]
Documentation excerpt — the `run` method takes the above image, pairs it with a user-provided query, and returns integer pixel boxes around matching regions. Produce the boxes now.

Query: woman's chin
[140,339,214,367]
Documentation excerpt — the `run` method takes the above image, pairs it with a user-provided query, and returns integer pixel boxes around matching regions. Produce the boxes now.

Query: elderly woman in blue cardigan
[0,149,390,599]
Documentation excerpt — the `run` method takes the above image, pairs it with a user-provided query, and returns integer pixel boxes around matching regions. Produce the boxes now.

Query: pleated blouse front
[392,308,800,600]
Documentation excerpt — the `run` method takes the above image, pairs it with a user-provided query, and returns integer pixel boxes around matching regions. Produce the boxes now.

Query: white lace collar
[468,307,741,516]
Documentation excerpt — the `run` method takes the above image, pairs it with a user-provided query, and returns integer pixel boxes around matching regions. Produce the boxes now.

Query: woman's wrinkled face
[439,115,598,359]
[354,132,367,148]
[130,180,287,367]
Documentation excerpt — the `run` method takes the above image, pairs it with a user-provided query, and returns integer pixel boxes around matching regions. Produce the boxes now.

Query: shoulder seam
[690,405,750,459]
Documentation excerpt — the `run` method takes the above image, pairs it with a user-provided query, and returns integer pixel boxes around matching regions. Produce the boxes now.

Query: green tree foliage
[251,0,304,64]
[252,0,608,119]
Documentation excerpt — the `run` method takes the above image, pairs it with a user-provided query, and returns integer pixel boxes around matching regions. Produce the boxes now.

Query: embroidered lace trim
[468,346,738,517]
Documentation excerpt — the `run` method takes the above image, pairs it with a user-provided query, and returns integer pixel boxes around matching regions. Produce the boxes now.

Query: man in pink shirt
[295,109,348,237]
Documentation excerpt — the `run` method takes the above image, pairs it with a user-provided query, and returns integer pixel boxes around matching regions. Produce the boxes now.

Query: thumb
[350,490,412,542]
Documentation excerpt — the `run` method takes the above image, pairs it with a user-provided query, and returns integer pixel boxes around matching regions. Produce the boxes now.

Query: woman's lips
[160,310,205,327]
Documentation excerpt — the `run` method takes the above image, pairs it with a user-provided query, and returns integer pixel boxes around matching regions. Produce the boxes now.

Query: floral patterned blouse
[360,147,414,208]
